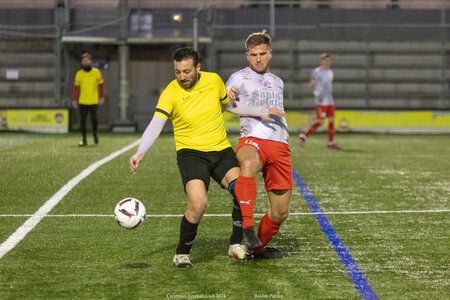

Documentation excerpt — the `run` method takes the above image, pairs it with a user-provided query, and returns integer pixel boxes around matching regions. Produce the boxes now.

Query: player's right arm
[72,71,81,108]
[310,68,323,102]
[129,115,166,174]
[223,94,284,122]
[130,86,173,174]
[308,77,317,93]
[225,74,284,121]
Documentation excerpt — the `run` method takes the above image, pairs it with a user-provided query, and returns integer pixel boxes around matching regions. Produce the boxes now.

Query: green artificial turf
[0,132,448,299]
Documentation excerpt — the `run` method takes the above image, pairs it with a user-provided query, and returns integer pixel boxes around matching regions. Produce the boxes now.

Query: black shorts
[176,147,239,191]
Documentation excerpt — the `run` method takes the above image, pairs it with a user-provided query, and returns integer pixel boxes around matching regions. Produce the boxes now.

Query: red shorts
[316,105,335,119]
[236,137,293,191]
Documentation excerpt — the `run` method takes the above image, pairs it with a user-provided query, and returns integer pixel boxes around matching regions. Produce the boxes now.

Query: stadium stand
[0,0,449,130]
[0,39,55,107]
[215,39,448,109]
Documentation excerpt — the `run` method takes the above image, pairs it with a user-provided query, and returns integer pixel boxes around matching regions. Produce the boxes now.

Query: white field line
[1,209,449,218]
[0,139,141,260]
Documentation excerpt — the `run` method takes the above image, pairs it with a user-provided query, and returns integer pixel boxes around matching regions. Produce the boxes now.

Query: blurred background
[0,0,449,133]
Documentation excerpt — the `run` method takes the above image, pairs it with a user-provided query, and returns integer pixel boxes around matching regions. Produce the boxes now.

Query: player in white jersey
[225,31,293,259]
[299,53,342,150]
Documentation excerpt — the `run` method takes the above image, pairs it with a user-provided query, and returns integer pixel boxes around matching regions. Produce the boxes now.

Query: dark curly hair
[173,47,201,67]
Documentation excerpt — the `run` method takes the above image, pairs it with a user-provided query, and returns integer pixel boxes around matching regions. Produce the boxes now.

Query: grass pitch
[0,132,449,299]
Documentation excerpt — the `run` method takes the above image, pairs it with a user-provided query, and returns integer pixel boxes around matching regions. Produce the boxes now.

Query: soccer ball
[114,198,146,229]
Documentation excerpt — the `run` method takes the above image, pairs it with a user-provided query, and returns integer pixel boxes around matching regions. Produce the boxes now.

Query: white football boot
[172,254,192,268]
[228,244,252,260]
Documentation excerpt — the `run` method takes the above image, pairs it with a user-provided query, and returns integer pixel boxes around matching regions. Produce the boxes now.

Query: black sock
[228,180,243,245]
[176,215,198,255]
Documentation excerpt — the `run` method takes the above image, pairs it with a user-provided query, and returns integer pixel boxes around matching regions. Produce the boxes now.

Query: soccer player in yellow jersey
[129,48,282,268]
[72,52,104,146]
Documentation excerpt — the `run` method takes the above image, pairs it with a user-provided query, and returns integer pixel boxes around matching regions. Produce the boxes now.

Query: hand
[228,86,239,101]
[261,108,285,122]
[129,154,143,174]
[309,78,317,92]
[318,94,324,103]
[99,97,104,105]
[72,101,78,109]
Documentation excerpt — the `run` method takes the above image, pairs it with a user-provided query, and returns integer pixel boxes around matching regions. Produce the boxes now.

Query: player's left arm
[130,115,166,174]
[224,100,284,122]
[223,74,284,121]
[96,70,105,105]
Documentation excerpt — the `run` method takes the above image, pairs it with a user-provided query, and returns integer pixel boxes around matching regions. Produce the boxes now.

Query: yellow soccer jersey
[74,67,104,105]
[154,71,231,152]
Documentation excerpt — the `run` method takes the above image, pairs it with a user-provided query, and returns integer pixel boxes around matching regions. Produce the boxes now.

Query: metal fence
[0,0,449,115]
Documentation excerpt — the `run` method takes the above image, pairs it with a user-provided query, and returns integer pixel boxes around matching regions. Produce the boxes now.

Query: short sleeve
[311,69,318,79]
[74,71,80,86]
[154,84,174,121]
[96,69,104,84]
[225,73,240,92]
[217,74,229,104]
[279,77,284,90]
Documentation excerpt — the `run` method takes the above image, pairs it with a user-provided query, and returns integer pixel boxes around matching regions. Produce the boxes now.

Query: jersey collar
[248,66,271,74]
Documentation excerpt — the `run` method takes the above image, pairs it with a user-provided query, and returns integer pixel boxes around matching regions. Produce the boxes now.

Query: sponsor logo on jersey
[249,91,284,108]
[259,79,272,88]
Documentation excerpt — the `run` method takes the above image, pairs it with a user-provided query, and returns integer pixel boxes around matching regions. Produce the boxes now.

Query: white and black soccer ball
[114,198,146,229]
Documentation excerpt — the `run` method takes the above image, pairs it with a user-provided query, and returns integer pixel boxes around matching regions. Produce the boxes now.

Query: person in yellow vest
[72,52,104,146]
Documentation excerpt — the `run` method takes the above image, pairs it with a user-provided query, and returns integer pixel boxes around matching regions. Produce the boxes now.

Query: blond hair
[321,53,331,60]
[245,30,271,51]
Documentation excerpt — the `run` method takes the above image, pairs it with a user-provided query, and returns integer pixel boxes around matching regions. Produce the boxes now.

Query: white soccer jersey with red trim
[226,67,289,144]
[311,67,334,106]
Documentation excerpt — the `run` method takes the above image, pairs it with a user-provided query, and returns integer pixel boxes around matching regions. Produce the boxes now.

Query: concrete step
[0,52,54,67]
[217,39,450,54]
[296,40,448,53]
[0,39,53,52]
[286,82,442,98]
[372,54,442,67]
[287,97,443,110]
[292,68,444,82]
[0,92,55,107]
[367,98,442,109]
[0,67,55,81]
[0,81,54,93]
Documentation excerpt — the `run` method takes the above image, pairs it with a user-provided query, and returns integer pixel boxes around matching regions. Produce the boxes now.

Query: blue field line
[292,169,378,300]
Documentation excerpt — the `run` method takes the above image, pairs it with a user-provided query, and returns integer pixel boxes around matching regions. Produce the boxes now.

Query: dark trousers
[79,104,98,142]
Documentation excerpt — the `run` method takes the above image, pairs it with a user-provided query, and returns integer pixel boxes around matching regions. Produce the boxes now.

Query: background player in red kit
[299,53,342,150]
[226,31,292,259]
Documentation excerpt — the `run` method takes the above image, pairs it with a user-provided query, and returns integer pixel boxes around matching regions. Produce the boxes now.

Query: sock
[328,121,335,143]
[176,215,198,254]
[235,176,257,229]
[228,179,243,245]
[305,121,321,137]
[254,213,281,255]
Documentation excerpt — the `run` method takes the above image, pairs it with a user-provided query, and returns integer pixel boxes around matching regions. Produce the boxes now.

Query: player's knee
[239,158,258,175]
[187,199,207,221]
[270,208,289,224]
[187,208,205,223]
[192,201,207,214]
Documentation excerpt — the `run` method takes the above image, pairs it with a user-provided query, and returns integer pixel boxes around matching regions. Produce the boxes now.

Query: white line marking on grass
[0,139,140,260]
[1,209,449,218]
